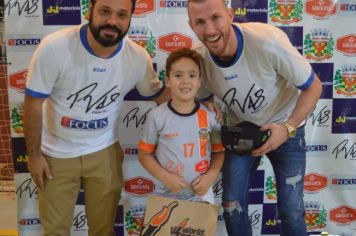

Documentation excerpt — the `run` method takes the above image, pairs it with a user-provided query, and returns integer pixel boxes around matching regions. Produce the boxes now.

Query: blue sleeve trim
[25,88,50,98]
[198,93,214,102]
[211,25,243,68]
[136,85,166,99]
[297,70,314,91]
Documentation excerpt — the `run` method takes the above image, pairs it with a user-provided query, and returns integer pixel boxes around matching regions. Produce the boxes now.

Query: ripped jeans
[222,127,307,236]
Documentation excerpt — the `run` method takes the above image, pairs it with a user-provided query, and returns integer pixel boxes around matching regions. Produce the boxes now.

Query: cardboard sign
[141,195,220,236]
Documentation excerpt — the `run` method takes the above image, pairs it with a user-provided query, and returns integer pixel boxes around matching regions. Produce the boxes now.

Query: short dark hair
[165,48,202,77]
[90,0,137,13]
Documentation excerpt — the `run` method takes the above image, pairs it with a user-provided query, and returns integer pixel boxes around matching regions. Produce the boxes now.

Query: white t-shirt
[195,23,314,126]
[26,24,162,158]
[138,101,224,203]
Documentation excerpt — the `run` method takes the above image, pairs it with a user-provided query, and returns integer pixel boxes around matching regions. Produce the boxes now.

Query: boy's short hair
[165,48,202,77]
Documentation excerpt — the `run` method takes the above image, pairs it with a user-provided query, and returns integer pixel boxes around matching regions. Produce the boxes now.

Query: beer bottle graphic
[141,201,179,236]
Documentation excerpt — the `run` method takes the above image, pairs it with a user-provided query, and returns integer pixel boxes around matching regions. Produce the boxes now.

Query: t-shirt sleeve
[208,110,224,153]
[138,110,159,153]
[268,29,314,91]
[25,38,60,98]
[135,51,163,98]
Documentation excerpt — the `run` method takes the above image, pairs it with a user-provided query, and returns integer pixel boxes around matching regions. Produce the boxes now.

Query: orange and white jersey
[138,101,224,203]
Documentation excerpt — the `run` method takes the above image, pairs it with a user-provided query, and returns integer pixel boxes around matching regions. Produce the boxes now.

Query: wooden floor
[0,230,17,236]
[0,181,18,236]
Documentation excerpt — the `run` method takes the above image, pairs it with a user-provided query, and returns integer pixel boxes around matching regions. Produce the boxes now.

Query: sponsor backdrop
[4,0,356,235]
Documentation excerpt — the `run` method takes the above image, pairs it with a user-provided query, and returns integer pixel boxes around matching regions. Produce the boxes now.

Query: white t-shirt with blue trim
[26,25,162,158]
[195,22,314,126]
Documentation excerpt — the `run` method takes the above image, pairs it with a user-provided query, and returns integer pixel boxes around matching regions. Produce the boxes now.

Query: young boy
[138,48,224,204]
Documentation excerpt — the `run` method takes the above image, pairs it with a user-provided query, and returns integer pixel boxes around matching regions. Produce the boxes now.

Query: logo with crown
[125,204,146,235]
[269,0,303,24]
[199,128,209,141]
[304,28,334,61]
[334,64,356,97]
[265,176,277,201]
[304,201,327,231]
[128,26,156,58]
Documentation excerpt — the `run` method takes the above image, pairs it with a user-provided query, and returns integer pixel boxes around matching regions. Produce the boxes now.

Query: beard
[88,14,129,47]
[203,28,233,59]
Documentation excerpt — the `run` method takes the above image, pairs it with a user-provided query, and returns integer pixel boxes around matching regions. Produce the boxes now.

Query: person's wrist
[158,170,171,183]
[282,122,297,138]
[205,170,218,182]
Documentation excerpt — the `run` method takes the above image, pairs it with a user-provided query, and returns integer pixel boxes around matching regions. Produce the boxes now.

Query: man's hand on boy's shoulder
[200,101,223,124]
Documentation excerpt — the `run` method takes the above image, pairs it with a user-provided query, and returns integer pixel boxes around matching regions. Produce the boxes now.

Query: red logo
[18,218,41,225]
[125,148,138,155]
[158,33,193,53]
[305,0,337,19]
[304,172,328,193]
[195,160,209,173]
[336,34,356,56]
[133,0,155,16]
[8,39,15,46]
[124,177,154,196]
[9,70,28,92]
[329,206,355,225]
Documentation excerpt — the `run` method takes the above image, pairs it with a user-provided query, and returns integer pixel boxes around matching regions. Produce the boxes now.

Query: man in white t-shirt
[23,0,167,235]
[187,0,322,235]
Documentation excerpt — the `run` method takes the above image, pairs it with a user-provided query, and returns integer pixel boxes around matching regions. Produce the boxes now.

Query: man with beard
[187,0,322,235]
[23,0,166,235]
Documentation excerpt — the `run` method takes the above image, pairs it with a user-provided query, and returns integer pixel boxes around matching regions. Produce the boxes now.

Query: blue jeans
[222,127,307,236]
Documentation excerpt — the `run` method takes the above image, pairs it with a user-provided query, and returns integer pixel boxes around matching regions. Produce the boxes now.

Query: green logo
[158,69,166,86]
[269,0,303,24]
[146,32,156,58]
[11,105,23,134]
[199,128,209,141]
[265,176,277,200]
[305,201,327,231]
[334,65,356,97]
[128,26,156,58]
[125,205,145,235]
[304,28,334,62]
[81,0,90,20]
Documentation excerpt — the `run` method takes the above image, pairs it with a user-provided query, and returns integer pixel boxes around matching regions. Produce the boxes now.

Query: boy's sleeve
[138,110,159,153]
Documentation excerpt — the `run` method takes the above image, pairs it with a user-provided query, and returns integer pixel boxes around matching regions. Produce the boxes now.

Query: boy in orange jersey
[138,48,224,203]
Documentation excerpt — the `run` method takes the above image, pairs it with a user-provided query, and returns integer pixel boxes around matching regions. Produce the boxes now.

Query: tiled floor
[0,180,18,236]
